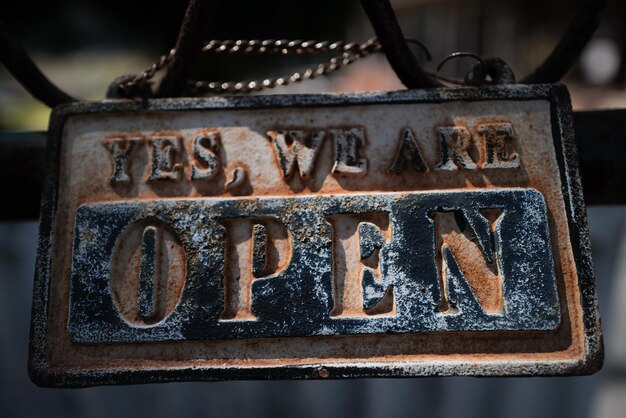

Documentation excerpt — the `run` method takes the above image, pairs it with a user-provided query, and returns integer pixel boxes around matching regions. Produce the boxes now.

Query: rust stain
[33,90,599,384]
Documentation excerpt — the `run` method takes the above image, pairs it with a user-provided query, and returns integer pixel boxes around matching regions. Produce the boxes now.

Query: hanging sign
[29,84,602,387]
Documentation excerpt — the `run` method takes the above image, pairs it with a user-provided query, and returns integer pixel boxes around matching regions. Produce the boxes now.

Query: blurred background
[1,0,626,417]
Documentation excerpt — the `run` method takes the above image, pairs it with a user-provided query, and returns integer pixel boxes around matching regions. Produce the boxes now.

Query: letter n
[430,209,503,316]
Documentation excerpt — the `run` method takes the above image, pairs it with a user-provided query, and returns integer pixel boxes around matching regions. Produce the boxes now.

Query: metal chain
[118,49,176,96]
[201,38,379,55]
[120,38,382,96]
[191,38,382,94]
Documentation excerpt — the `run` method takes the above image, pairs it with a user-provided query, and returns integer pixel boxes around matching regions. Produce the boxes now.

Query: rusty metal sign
[29,84,602,387]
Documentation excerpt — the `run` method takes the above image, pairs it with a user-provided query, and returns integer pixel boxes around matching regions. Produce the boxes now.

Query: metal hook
[435,53,517,86]
[404,38,432,62]
[434,52,491,86]
[436,52,487,76]
[360,0,440,88]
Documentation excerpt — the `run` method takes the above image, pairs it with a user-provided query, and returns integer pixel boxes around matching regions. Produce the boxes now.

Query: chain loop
[120,38,386,96]
[188,49,375,95]
[118,49,176,97]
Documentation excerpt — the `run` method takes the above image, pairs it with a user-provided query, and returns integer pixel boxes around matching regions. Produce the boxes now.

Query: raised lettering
[148,136,183,182]
[387,127,429,174]
[328,213,393,317]
[138,226,159,319]
[436,126,477,170]
[226,166,248,191]
[191,131,222,180]
[476,123,520,168]
[103,136,142,184]
[330,127,368,177]
[431,209,503,315]
[267,130,326,180]
[252,224,267,277]
[107,219,187,327]
[221,218,292,321]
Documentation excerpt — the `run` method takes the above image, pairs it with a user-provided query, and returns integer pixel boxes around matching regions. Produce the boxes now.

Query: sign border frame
[28,84,603,387]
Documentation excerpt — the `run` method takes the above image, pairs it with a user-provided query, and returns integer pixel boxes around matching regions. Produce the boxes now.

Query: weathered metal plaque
[29,84,602,386]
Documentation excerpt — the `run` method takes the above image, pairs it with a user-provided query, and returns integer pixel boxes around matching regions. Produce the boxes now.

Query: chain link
[191,38,381,94]
[201,38,379,55]
[120,38,382,96]
[118,49,176,96]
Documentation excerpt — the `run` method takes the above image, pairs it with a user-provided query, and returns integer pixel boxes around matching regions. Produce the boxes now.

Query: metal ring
[436,52,487,78]
[405,38,432,62]
[359,0,439,88]
[361,0,606,88]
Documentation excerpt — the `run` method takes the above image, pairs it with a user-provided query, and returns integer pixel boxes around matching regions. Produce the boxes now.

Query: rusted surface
[68,189,559,343]
[29,84,602,386]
